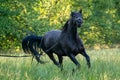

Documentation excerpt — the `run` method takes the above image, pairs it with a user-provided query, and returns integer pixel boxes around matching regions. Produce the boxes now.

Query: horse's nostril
[78,20,82,24]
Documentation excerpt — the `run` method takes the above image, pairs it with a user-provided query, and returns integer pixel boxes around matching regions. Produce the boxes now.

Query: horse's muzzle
[76,21,82,27]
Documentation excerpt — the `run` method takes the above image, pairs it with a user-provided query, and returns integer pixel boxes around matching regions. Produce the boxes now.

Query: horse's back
[43,30,61,48]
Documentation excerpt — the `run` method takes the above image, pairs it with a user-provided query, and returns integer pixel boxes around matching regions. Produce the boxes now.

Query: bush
[0,0,120,51]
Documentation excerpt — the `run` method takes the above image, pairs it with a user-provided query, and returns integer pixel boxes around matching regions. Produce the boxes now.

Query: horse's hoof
[60,67,63,71]
[39,61,45,64]
[87,62,91,68]
[72,68,75,73]
[72,68,77,75]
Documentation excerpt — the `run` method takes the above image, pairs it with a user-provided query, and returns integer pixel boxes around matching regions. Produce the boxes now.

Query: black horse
[22,9,91,70]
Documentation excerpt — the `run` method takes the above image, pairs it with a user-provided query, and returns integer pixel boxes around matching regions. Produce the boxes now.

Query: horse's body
[22,9,91,70]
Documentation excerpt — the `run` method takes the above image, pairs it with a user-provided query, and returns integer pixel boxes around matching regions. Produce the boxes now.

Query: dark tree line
[0,0,120,51]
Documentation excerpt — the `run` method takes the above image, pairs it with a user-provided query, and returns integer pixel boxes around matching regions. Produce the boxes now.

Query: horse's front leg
[80,49,91,68]
[69,54,80,70]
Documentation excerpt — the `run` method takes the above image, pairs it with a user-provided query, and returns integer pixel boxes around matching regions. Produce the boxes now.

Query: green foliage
[72,0,120,45]
[0,0,120,50]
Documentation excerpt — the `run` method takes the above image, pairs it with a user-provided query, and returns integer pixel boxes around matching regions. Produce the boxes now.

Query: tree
[0,0,120,51]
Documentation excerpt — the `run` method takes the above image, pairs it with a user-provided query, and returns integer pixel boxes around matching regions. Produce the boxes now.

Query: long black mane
[61,20,69,31]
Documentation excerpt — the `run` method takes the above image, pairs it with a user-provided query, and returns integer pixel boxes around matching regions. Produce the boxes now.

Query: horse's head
[70,9,83,27]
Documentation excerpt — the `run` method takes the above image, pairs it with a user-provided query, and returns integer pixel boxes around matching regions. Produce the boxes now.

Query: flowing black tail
[22,35,44,63]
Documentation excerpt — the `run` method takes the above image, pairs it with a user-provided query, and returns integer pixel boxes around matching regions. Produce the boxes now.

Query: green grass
[0,48,120,80]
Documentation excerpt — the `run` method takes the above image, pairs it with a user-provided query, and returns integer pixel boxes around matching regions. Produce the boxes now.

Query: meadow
[0,48,120,80]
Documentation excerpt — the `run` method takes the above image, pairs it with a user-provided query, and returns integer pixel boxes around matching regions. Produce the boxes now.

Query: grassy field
[0,48,120,80]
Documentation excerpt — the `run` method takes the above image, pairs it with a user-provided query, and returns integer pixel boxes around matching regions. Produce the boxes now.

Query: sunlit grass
[0,48,120,80]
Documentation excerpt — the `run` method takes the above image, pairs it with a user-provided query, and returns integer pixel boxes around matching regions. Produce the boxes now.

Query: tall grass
[0,48,120,80]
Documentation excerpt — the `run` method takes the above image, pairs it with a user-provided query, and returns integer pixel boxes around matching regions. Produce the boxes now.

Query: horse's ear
[79,9,82,13]
[71,12,74,16]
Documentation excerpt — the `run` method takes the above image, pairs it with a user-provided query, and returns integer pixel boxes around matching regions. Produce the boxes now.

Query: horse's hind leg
[47,53,60,67]
[57,55,63,71]
[81,49,91,68]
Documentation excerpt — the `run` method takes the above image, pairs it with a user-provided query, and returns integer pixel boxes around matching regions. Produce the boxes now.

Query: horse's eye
[75,16,78,19]
[73,15,77,18]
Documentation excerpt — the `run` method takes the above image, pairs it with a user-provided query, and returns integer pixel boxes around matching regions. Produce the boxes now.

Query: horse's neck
[67,22,78,41]
[62,20,78,41]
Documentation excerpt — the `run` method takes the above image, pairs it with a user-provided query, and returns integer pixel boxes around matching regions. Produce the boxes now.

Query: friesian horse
[22,9,91,71]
